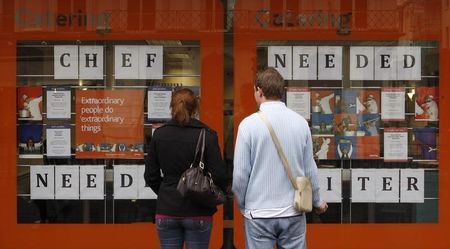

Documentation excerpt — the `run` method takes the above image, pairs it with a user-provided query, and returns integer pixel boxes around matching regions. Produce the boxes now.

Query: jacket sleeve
[303,128,323,208]
[204,130,228,192]
[144,134,162,195]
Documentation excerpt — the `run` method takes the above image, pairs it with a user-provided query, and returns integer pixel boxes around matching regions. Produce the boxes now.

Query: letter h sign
[54,46,104,80]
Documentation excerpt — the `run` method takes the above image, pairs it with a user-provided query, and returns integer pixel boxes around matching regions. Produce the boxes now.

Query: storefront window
[16,40,201,223]
[257,40,439,223]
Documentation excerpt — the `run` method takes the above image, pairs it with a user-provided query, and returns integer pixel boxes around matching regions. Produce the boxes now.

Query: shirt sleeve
[232,123,252,212]
[144,134,162,195]
[303,128,323,208]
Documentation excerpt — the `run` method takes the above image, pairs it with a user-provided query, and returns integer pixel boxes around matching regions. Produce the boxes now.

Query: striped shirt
[232,101,322,218]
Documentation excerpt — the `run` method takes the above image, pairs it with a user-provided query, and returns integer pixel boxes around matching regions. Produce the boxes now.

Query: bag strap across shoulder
[258,111,298,190]
[192,128,206,169]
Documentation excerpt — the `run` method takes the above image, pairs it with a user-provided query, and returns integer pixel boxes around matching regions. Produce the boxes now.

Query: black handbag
[176,129,226,208]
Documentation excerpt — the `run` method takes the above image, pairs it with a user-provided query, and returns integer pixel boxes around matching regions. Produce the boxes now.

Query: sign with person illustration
[75,89,145,159]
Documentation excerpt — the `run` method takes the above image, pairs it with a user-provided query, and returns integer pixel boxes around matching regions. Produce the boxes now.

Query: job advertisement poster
[46,87,71,119]
[75,89,145,159]
[384,128,408,161]
[46,125,71,158]
[381,88,405,121]
[147,86,172,122]
[286,87,310,120]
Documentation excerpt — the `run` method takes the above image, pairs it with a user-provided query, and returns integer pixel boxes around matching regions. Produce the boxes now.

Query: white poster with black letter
[381,88,405,121]
[292,46,317,80]
[318,46,342,80]
[80,165,105,200]
[350,46,374,80]
[286,87,310,120]
[46,125,71,158]
[30,165,55,199]
[54,45,78,79]
[400,169,424,203]
[318,168,342,203]
[139,46,163,79]
[55,166,79,200]
[375,47,397,80]
[375,169,399,203]
[79,46,104,80]
[268,46,292,80]
[383,128,408,161]
[114,45,139,79]
[148,86,172,122]
[351,169,376,202]
[114,165,138,199]
[397,47,421,80]
[137,165,157,199]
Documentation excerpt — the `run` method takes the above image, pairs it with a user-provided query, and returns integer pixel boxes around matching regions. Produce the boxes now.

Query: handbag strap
[258,111,298,190]
[192,129,206,169]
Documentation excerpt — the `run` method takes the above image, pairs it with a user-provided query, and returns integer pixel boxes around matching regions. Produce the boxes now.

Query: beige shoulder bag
[258,111,313,213]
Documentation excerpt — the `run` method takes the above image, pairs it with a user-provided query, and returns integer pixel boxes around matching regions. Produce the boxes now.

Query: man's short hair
[255,67,285,100]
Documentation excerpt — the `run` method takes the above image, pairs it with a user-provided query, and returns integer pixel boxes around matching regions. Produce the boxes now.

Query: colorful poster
[147,86,172,122]
[46,125,71,158]
[357,136,380,159]
[412,128,438,160]
[311,114,334,135]
[76,89,145,159]
[286,87,310,120]
[18,124,43,159]
[335,136,356,159]
[311,90,339,114]
[415,87,439,121]
[357,114,380,136]
[383,128,408,161]
[358,90,380,114]
[381,87,405,121]
[46,87,71,119]
[313,136,335,160]
[17,86,43,120]
[341,89,360,114]
[333,114,357,137]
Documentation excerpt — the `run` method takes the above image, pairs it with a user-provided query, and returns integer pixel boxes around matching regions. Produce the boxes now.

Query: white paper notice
[139,46,163,79]
[55,166,79,200]
[137,165,157,199]
[268,46,292,80]
[350,46,374,80]
[375,47,397,80]
[286,87,310,120]
[318,46,342,80]
[114,165,138,199]
[292,46,317,80]
[54,45,78,79]
[400,169,424,203]
[79,46,104,80]
[384,128,408,161]
[115,45,139,79]
[318,169,342,203]
[46,88,71,119]
[148,87,172,121]
[397,47,421,80]
[351,169,376,202]
[46,126,71,158]
[30,165,55,199]
[375,169,400,203]
[381,88,405,120]
[80,165,105,200]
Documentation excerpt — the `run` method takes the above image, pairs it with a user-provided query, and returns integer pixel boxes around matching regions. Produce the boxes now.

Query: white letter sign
[80,166,105,200]
[318,46,342,80]
[401,169,424,203]
[114,165,138,199]
[350,46,374,80]
[268,46,292,80]
[351,169,376,202]
[55,166,79,199]
[54,46,78,79]
[318,169,342,203]
[31,166,55,199]
[293,46,317,80]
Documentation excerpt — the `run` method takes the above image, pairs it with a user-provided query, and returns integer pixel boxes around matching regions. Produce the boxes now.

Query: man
[232,67,327,249]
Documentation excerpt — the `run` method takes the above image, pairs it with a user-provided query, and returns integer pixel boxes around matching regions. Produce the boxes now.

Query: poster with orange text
[76,89,145,159]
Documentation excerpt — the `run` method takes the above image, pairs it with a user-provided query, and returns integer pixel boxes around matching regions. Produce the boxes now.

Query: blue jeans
[244,215,306,249]
[156,218,212,249]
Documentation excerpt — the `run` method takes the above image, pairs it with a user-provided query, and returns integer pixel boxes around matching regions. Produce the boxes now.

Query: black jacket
[144,118,227,216]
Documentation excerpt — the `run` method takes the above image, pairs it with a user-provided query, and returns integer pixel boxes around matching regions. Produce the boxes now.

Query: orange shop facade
[1,0,450,249]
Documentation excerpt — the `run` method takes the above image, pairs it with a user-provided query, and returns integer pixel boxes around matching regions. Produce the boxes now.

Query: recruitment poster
[286,87,310,120]
[76,89,145,159]
[415,87,439,121]
[46,87,71,119]
[147,86,172,122]
[384,128,408,161]
[46,125,71,158]
[17,86,43,120]
[381,87,405,121]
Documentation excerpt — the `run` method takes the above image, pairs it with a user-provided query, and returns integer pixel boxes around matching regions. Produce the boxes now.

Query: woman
[144,88,227,249]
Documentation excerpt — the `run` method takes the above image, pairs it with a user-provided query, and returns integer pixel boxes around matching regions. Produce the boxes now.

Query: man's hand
[315,201,328,215]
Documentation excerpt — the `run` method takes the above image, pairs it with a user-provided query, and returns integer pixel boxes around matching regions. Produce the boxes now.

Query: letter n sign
[31,165,55,199]
[268,46,292,80]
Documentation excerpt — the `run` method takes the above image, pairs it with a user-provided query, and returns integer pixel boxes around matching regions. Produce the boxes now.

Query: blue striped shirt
[232,101,322,216]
